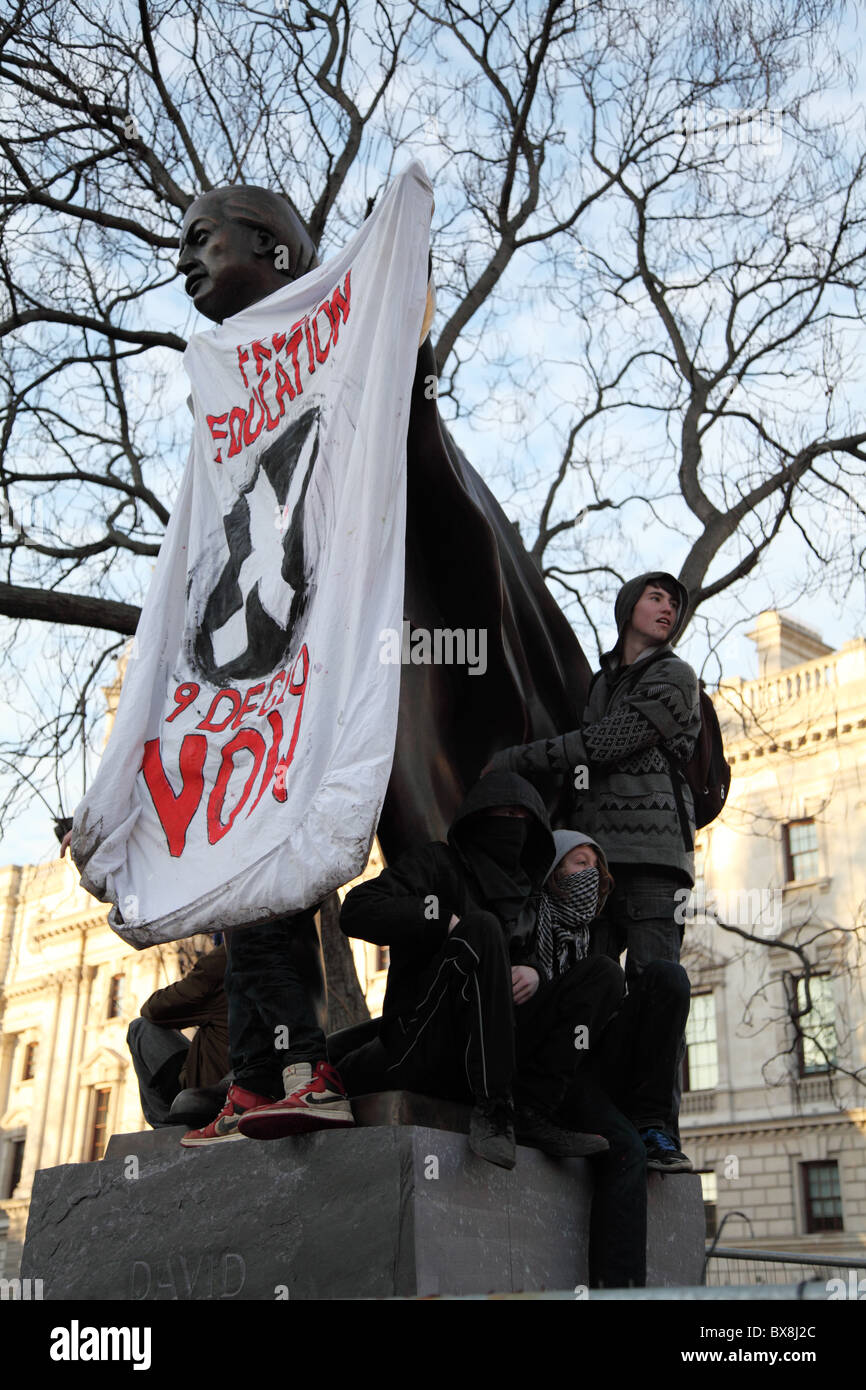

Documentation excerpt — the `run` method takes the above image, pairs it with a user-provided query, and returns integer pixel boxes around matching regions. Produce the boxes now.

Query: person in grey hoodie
[486,573,700,1166]
[486,572,700,983]
[527,828,693,1284]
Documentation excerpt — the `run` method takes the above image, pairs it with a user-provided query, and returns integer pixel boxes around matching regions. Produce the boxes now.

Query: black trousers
[224,909,328,1096]
[339,912,514,1102]
[126,1017,189,1128]
[514,956,624,1112]
[600,958,691,1133]
[561,1058,648,1289]
[380,911,514,1102]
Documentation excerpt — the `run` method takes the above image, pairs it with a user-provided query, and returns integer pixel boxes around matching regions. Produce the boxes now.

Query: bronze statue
[177,183,591,863]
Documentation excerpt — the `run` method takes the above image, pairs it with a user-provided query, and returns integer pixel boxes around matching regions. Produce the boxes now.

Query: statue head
[178,186,319,323]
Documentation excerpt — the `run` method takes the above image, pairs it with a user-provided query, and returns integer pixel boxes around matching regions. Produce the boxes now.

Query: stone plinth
[22,1093,704,1298]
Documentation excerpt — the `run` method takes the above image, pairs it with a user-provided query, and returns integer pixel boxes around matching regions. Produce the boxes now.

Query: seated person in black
[528,829,692,1286]
[338,771,612,1169]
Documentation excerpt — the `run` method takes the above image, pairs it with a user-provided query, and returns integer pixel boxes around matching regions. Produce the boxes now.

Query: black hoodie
[340,771,554,1032]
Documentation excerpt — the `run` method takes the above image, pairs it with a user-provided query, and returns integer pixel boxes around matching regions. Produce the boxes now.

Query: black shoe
[640,1127,694,1172]
[169,1079,232,1128]
[469,1096,516,1170]
[516,1105,610,1158]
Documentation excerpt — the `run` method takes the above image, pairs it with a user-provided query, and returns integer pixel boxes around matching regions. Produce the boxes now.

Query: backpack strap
[659,745,694,853]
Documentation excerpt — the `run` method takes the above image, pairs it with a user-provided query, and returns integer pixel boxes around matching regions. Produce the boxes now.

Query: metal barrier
[705,1244,866,1292]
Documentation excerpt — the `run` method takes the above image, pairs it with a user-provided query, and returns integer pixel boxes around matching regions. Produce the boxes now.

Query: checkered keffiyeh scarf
[534,867,600,982]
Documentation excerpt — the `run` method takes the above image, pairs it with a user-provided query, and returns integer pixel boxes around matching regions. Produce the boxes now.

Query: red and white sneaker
[179,1083,274,1147]
[237,1061,355,1140]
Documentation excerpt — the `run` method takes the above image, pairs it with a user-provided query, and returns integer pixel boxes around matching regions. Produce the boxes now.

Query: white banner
[72,162,433,946]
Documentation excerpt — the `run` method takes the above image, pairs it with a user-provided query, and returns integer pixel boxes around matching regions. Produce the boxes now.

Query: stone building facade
[681,612,866,1266]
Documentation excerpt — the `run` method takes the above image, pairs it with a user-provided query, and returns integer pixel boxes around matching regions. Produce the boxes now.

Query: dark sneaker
[180,1083,273,1147]
[469,1096,516,1170]
[237,1061,355,1140]
[640,1127,694,1172]
[516,1105,609,1157]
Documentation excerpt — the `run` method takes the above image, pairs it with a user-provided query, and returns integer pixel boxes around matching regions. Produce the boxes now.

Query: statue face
[178,192,283,323]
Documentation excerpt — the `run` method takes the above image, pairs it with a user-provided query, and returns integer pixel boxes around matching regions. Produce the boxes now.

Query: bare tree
[519,1,866,663]
[1,3,864,998]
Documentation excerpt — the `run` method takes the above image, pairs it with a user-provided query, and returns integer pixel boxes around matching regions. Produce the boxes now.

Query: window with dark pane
[88,1088,111,1162]
[784,820,819,882]
[699,1170,718,1239]
[795,974,837,1075]
[4,1137,26,1199]
[22,1041,38,1080]
[107,973,126,1019]
[682,992,718,1092]
[802,1160,843,1233]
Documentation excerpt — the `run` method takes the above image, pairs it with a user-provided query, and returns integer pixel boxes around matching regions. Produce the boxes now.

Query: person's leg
[602,959,693,1170]
[126,1017,189,1128]
[560,1058,647,1289]
[514,956,624,1113]
[606,864,688,987]
[226,911,327,1091]
[385,910,515,1101]
[183,911,341,1145]
[383,910,517,1168]
[607,863,690,1137]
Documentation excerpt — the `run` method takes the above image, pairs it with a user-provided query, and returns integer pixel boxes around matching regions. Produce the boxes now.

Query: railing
[705,1245,866,1291]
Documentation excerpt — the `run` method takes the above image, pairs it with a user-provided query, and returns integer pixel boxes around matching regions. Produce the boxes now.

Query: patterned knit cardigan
[489,645,701,881]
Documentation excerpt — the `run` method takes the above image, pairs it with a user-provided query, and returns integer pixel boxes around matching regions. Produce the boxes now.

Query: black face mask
[462,817,529,870]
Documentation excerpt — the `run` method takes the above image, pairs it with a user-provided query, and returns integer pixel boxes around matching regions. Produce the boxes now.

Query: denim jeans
[224,909,327,1096]
[600,864,691,1139]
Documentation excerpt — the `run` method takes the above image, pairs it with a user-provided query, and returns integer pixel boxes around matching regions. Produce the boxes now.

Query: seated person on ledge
[529,830,692,1287]
[127,940,230,1129]
[338,770,611,1170]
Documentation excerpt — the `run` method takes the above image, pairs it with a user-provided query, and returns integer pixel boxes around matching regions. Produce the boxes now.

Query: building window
[802,1160,843,1233]
[683,992,718,1092]
[795,974,837,1075]
[4,1137,26,1199]
[784,819,819,882]
[22,1041,38,1080]
[375,945,390,974]
[699,1170,718,1239]
[88,1088,112,1162]
[107,974,126,1019]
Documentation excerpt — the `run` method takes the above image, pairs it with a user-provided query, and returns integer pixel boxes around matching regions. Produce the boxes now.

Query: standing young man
[485,572,701,1168]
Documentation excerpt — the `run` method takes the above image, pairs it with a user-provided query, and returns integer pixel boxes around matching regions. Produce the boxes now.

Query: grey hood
[546,828,610,883]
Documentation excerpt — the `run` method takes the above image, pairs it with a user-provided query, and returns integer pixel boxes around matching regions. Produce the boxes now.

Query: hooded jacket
[488,573,701,880]
[340,771,554,1036]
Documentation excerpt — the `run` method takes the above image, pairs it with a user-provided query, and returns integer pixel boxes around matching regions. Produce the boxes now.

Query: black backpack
[663,681,732,847]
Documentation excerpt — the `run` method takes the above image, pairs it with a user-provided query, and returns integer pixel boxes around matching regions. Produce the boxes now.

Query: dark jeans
[373,911,515,1102]
[560,1059,647,1289]
[600,863,691,1135]
[225,909,327,1096]
[127,1017,189,1128]
[514,956,624,1112]
[555,960,690,1288]
[600,959,691,1133]
[602,863,689,986]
